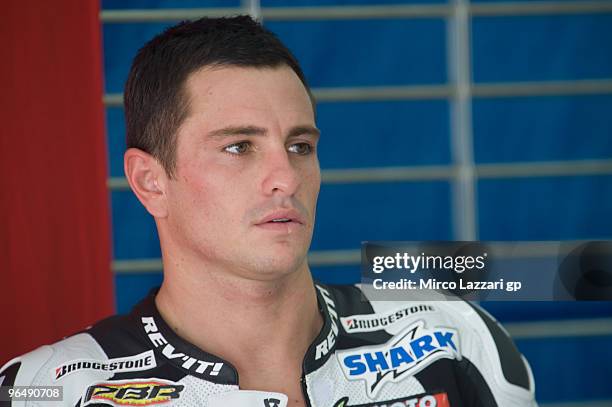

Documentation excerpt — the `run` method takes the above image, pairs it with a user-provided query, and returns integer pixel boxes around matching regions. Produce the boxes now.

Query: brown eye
[288,143,312,155]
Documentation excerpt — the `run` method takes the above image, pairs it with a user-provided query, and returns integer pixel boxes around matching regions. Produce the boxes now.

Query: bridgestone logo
[54,350,156,380]
[340,305,436,333]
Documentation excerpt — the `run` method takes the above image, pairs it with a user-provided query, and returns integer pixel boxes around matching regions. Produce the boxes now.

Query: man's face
[162,65,320,279]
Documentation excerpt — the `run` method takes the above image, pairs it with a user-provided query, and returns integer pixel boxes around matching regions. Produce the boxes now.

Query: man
[1,16,537,406]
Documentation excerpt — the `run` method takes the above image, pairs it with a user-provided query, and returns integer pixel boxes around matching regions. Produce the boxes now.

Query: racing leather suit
[0,284,537,406]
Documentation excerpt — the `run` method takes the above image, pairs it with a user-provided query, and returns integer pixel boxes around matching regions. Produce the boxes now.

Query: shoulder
[320,283,537,405]
[0,333,107,406]
[0,314,143,406]
[0,328,111,384]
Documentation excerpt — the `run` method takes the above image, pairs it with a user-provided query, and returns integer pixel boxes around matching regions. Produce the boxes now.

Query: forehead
[182,65,314,128]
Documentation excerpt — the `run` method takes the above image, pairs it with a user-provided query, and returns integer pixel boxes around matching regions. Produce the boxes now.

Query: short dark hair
[124,15,312,177]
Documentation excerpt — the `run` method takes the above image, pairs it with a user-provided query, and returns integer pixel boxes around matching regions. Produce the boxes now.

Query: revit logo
[337,320,460,398]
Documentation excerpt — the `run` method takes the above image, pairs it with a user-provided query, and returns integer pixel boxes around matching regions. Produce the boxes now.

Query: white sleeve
[446,301,538,406]
[0,333,111,407]
[0,345,56,407]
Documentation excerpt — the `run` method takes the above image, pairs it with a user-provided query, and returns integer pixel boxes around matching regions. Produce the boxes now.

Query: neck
[154,251,323,386]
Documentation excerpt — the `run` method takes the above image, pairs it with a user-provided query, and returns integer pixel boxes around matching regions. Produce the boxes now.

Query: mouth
[255,210,305,231]
[270,218,291,223]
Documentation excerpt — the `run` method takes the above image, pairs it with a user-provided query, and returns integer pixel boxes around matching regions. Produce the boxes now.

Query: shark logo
[337,320,460,398]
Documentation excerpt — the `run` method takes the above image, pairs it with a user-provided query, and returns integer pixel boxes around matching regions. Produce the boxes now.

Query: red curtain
[0,0,114,362]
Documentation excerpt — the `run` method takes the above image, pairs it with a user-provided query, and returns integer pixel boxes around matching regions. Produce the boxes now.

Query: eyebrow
[206,125,320,140]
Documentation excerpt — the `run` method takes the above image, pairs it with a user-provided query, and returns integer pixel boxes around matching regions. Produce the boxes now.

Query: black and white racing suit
[0,284,537,406]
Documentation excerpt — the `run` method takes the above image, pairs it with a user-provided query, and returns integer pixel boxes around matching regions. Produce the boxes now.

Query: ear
[124,148,169,218]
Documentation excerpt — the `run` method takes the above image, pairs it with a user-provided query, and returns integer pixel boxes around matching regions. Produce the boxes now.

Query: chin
[247,250,309,278]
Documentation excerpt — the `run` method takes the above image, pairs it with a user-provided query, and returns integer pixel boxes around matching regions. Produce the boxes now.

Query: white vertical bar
[242,0,262,21]
[447,0,478,240]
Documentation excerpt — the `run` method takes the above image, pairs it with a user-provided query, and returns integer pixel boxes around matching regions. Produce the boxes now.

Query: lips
[255,209,305,226]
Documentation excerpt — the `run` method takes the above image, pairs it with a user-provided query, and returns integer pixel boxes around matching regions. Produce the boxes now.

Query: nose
[260,148,300,197]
